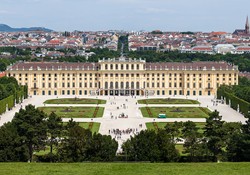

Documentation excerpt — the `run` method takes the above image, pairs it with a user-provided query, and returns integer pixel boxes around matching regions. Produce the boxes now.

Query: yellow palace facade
[6,57,239,96]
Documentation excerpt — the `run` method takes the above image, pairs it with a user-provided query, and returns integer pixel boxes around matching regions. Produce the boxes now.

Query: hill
[0,24,53,32]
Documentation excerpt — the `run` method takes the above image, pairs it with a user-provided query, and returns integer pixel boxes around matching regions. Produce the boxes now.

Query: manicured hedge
[0,95,14,114]
[217,86,250,117]
[16,86,25,104]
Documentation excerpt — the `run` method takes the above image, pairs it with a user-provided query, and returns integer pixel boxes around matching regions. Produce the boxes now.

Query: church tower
[245,16,249,34]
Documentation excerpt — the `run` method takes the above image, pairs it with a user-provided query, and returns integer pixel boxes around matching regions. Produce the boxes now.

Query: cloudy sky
[0,0,249,32]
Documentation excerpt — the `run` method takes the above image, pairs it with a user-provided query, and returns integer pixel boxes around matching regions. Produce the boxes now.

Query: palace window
[136,82,140,89]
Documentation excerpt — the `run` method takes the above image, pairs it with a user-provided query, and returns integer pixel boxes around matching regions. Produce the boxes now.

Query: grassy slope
[0,163,249,175]
[44,98,106,104]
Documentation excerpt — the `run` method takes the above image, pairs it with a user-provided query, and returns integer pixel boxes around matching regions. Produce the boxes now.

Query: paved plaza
[0,95,247,152]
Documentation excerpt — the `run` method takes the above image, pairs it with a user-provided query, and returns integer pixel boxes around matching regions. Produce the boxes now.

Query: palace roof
[7,61,238,71]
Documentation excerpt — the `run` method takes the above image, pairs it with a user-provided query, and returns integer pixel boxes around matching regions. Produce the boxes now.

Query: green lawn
[62,122,100,133]
[146,122,206,133]
[140,107,210,118]
[138,98,200,104]
[44,98,106,104]
[38,107,104,118]
[78,122,100,134]
[0,163,249,175]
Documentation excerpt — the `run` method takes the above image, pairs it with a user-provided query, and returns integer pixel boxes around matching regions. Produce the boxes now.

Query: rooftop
[7,60,238,71]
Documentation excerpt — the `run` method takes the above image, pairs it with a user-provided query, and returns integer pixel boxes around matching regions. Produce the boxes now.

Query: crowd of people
[109,128,140,139]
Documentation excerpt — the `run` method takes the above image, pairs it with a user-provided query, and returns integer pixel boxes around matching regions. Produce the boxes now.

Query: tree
[12,104,47,162]
[227,117,250,161]
[57,125,92,162]
[86,133,118,161]
[240,116,250,161]
[225,122,244,161]
[122,130,160,162]
[0,122,29,162]
[0,84,7,100]
[0,61,7,72]
[46,112,63,161]
[181,121,205,161]
[164,121,183,143]
[157,129,180,162]
[204,110,225,162]
[122,130,179,162]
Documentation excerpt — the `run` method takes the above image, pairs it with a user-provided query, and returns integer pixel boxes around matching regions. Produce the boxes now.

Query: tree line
[0,105,118,162]
[0,105,249,163]
[122,111,250,162]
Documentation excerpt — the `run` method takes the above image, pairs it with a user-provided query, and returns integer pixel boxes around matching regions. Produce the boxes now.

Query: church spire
[245,16,249,34]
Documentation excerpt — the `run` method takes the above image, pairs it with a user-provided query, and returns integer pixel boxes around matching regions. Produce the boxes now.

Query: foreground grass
[38,107,104,118]
[138,98,200,104]
[0,162,249,175]
[141,107,210,118]
[44,98,106,104]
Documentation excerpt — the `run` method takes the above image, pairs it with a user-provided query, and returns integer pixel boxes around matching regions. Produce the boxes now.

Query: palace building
[6,57,239,96]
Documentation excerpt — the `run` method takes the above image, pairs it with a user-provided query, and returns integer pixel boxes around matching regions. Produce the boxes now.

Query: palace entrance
[101,89,145,96]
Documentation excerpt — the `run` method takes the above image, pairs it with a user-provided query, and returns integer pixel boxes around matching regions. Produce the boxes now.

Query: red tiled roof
[7,60,237,72]
[236,47,250,51]
[145,62,236,71]
[192,47,213,51]
[211,31,227,35]
[8,62,98,71]
[0,72,6,78]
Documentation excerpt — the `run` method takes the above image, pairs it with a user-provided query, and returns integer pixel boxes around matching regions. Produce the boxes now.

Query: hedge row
[217,86,250,117]
[0,95,14,115]
[0,85,28,115]
[16,86,25,104]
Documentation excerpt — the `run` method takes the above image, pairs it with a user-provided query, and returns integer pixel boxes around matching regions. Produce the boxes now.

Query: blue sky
[0,0,249,32]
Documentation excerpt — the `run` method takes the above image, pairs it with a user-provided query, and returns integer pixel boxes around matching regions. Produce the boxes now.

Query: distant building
[233,16,250,36]
[191,46,214,54]
[239,72,250,80]
[235,46,250,54]
[0,72,5,78]
[214,44,235,54]
[138,45,157,51]
[82,34,88,44]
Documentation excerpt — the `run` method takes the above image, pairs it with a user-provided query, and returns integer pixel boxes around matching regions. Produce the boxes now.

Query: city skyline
[0,0,249,32]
